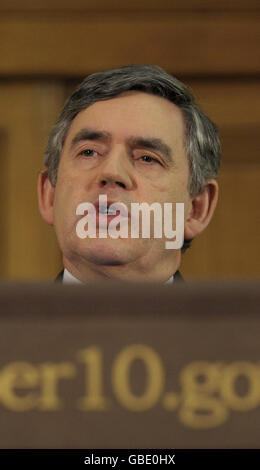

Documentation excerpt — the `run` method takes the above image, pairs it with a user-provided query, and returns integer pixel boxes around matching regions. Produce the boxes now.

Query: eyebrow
[127,137,173,165]
[70,128,111,150]
[70,128,174,165]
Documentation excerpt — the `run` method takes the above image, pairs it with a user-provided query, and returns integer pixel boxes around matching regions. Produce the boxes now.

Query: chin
[76,238,138,266]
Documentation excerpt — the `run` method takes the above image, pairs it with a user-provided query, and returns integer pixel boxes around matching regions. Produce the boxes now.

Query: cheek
[156,175,190,202]
[53,178,77,229]
[56,164,85,202]
[159,175,191,220]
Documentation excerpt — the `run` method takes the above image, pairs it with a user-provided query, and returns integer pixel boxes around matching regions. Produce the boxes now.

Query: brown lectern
[0,281,259,448]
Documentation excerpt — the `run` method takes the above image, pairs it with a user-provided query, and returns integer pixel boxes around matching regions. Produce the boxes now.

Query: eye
[79,149,98,157]
[140,155,160,164]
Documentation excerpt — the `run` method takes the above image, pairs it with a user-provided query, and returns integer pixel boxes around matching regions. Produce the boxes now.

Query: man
[37,65,220,284]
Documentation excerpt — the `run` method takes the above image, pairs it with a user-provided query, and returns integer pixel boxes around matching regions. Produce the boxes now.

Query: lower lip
[97,211,128,227]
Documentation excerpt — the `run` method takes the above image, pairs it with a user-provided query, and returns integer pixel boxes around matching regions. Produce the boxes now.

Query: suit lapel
[174,270,184,283]
[55,270,64,282]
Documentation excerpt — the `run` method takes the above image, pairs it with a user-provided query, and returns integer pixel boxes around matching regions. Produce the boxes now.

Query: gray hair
[45,64,221,196]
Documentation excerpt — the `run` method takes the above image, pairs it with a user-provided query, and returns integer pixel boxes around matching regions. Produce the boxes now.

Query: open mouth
[98,207,121,216]
[94,199,129,220]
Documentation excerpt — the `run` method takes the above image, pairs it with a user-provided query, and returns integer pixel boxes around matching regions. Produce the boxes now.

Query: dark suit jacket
[55,269,184,283]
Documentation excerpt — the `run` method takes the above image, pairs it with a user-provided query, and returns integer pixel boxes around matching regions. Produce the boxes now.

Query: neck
[63,251,181,283]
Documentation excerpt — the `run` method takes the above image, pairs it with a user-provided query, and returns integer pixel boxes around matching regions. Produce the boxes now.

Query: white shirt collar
[63,268,174,284]
[63,268,83,284]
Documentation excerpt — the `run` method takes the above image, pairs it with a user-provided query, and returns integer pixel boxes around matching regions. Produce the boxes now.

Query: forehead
[65,91,186,147]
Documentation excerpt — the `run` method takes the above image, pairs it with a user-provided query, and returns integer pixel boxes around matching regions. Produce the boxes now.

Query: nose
[97,146,135,191]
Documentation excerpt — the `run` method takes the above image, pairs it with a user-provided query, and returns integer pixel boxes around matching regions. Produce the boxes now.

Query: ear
[37,168,55,225]
[184,179,219,240]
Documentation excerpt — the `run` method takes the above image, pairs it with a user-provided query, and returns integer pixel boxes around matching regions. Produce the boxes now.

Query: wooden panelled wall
[0,1,259,280]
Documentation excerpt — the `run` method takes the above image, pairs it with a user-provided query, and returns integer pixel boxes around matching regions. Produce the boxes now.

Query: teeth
[107,208,116,215]
[99,207,116,215]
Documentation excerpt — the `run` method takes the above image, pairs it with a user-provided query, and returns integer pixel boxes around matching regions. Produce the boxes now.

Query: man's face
[51,91,192,280]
